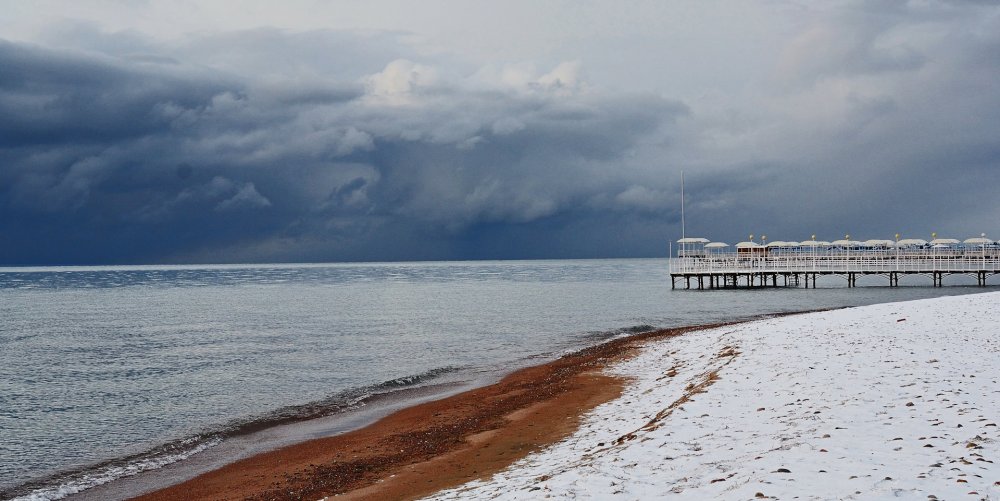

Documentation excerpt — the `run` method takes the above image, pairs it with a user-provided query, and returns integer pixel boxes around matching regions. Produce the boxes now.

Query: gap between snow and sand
[428,292,1000,500]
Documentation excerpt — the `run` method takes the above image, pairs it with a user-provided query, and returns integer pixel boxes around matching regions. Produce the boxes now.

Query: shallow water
[0,259,991,499]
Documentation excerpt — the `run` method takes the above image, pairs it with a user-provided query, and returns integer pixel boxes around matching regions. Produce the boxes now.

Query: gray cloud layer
[2,1,1000,264]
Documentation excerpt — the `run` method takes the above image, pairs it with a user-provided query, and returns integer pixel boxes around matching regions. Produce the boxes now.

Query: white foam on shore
[428,292,1000,499]
[10,435,222,501]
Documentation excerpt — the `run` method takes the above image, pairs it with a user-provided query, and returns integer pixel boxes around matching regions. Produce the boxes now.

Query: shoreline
[63,380,485,501]
[128,323,730,501]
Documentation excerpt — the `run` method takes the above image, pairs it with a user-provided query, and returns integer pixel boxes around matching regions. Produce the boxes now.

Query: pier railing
[668,246,1000,289]
[670,251,1000,274]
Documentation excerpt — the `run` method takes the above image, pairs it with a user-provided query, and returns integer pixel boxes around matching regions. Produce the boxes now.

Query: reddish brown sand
[134,325,720,501]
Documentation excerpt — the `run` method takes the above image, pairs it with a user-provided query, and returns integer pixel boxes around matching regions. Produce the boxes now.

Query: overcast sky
[2,1,999,264]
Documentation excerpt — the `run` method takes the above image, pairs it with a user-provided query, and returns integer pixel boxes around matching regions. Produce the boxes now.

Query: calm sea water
[0,259,990,500]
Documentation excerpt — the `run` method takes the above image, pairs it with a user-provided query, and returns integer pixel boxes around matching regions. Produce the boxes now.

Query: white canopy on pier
[704,242,730,248]
[735,241,762,249]
[799,240,831,247]
[964,237,994,245]
[863,239,895,247]
[831,240,863,246]
[929,238,960,245]
[677,237,710,243]
[896,238,928,246]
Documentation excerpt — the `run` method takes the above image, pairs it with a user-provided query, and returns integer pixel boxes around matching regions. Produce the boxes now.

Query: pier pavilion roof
[964,237,994,245]
[863,239,895,247]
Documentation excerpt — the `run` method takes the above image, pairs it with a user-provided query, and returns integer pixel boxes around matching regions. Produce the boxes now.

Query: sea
[0,259,991,500]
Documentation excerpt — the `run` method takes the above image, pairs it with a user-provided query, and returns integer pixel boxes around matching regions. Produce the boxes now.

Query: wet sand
[132,324,722,501]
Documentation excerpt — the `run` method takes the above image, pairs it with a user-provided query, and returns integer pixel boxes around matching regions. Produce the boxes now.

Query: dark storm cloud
[0,40,231,147]
[3,0,1000,265]
[0,34,688,264]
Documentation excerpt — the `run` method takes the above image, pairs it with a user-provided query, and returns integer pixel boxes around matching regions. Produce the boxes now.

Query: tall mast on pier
[680,170,686,240]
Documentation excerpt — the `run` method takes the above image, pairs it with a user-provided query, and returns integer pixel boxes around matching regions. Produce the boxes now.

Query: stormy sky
[2,1,999,264]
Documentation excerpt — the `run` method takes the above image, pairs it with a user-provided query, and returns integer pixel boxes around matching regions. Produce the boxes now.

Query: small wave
[3,365,467,500]
[6,435,222,501]
[372,365,466,390]
[574,324,659,344]
[621,324,656,334]
[217,365,469,437]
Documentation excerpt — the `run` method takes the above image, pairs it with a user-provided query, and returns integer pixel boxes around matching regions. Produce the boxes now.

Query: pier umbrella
[896,238,928,247]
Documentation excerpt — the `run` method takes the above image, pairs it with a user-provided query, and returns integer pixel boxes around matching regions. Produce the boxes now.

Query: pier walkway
[669,237,1000,289]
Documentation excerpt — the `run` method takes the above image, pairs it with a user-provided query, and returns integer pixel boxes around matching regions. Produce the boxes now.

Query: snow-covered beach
[429,292,1000,500]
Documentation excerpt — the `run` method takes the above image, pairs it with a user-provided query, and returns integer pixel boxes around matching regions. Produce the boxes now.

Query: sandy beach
[431,292,1000,500]
[132,325,723,501]
[132,292,1000,500]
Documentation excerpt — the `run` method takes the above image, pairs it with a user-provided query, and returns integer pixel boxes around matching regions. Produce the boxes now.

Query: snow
[427,292,1000,500]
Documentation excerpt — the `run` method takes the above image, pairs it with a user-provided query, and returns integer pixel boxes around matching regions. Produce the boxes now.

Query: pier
[669,237,1000,289]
